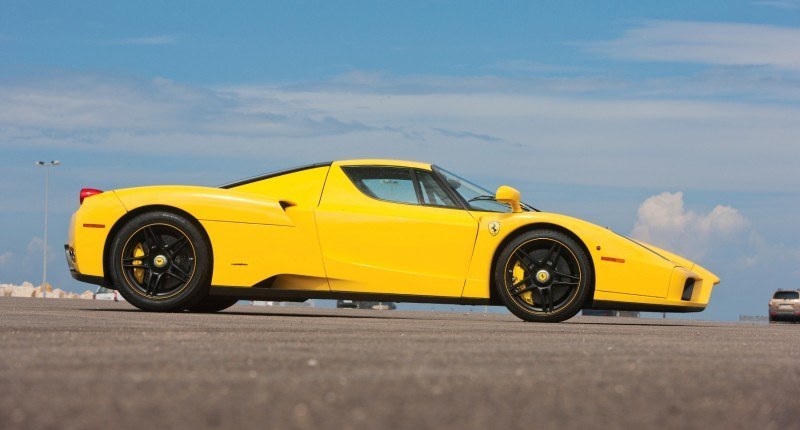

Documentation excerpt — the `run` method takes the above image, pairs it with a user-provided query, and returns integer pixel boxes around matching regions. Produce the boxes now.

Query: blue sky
[2,1,800,320]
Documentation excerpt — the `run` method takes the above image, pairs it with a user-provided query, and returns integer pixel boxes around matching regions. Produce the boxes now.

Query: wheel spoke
[168,236,189,256]
[145,273,164,296]
[122,256,147,263]
[553,270,580,280]
[142,226,163,249]
[514,249,538,271]
[122,263,151,271]
[140,270,152,290]
[552,280,579,287]
[538,286,553,313]
[512,276,531,289]
[509,281,536,296]
[542,242,561,267]
[166,266,190,284]
[546,289,553,312]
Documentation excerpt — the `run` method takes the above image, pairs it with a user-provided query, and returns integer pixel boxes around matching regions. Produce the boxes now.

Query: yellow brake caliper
[133,243,145,283]
[512,262,535,305]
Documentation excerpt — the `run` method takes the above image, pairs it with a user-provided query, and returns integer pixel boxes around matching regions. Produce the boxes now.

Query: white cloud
[295,70,628,95]
[3,72,800,193]
[630,192,749,259]
[740,230,800,269]
[0,75,369,137]
[590,20,800,72]
[0,252,11,267]
[27,237,42,254]
[432,127,505,143]
[635,70,800,101]
[26,237,52,256]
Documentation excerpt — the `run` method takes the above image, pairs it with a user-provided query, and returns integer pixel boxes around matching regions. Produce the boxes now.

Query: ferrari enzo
[65,159,720,322]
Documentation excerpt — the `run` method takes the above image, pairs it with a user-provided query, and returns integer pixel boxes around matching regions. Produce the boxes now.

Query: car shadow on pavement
[564,320,720,328]
[82,307,433,322]
[82,307,720,326]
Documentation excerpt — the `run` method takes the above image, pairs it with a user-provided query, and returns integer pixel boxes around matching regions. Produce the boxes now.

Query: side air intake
[681,279,696,301]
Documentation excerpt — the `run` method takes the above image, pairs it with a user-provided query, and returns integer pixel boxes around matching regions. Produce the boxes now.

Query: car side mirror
[495,186,522,213]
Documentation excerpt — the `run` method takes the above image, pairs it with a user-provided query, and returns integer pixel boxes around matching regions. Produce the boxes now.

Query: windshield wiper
[467,195,539,212]
[467,195,497,202]
[467,195,541,212]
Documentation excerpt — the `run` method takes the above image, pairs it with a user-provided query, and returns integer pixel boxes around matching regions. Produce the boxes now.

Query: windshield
[435,166,536,212]
[773,291,799,300]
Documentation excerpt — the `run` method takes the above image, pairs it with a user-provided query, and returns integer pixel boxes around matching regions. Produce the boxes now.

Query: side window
[415,170,458,208]
[342,166,419,204]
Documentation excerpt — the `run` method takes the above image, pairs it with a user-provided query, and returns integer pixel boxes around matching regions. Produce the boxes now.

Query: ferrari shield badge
[488,221,501,236]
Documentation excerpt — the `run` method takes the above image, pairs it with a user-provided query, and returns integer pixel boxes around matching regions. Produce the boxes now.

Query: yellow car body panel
[231,165,330,207]
[113,186,295,226]
[66,158,720,313]
[198,209,328,290]
[68,166,332,290]
[67,191,128,277]
[463,212,675,297]
[315,162,478,297]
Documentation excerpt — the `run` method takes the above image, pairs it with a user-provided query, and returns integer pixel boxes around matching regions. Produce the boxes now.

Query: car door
[314,163,479,298]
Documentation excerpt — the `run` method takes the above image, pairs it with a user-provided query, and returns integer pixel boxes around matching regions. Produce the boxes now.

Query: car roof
[221,159,433,189]
[333,159,432,170]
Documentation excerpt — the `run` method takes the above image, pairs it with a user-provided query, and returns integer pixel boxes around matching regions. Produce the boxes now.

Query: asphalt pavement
[1,297,798,430]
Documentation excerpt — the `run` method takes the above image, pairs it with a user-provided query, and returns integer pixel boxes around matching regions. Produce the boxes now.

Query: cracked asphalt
[1,297,798,430]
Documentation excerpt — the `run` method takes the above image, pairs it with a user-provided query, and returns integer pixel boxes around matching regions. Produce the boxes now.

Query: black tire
[109,211,212,312]
[494,229,592,323]
[186,296,239,313]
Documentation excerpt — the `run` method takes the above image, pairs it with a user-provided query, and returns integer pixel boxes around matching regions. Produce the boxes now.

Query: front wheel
[109,211,212,312]
[494,229,592,323]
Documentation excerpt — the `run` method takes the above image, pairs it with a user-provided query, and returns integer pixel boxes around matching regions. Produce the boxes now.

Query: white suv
[768,290,800,323]
[94,286,125,302]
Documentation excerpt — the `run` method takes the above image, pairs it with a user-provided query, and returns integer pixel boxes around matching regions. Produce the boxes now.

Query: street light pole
[35,161,60,298]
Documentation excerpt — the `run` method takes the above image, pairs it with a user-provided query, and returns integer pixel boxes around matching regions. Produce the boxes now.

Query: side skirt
[209,286,490,306]
[589,300,706,313]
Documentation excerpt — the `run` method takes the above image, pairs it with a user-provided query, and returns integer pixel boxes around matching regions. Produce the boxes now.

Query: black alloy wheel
[109,211,212,312]
[495,229,592,322]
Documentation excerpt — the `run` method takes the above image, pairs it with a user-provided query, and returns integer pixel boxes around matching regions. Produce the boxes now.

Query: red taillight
[80,188,103,204]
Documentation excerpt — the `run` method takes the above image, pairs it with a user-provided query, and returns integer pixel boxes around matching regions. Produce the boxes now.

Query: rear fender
[113,186,294,226]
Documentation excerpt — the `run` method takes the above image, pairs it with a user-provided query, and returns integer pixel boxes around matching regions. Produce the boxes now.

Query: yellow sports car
[65,159,720,322]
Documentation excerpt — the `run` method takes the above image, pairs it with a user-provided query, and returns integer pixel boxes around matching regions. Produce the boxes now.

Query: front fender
[462,212,680,300]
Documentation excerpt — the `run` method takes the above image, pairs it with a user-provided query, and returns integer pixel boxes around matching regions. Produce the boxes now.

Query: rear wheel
[109,211,212,312]
[495,229,592,323]
[186,296,239,313]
